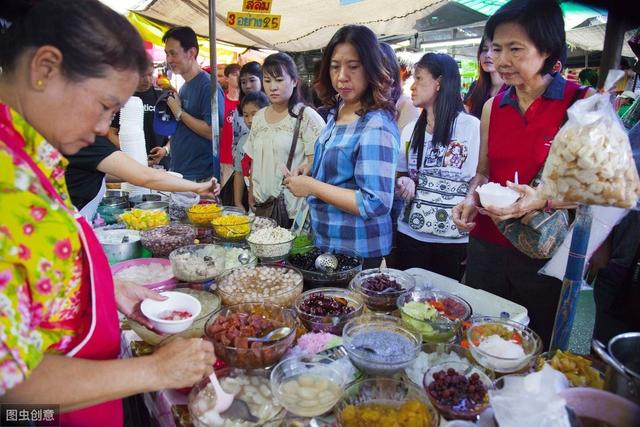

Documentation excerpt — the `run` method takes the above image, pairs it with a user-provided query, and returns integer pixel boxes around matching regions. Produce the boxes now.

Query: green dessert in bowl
[398,289,471,343]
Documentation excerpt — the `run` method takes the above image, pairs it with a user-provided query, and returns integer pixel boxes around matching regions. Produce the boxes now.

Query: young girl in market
[233,91,270,209]
[394,53,480,280]
[284,25,399,268]
[244,53,325,227]
[232,61,265,210]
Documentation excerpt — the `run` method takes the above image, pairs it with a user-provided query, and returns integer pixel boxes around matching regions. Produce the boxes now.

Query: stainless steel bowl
[101,196,129,207]
[130,193,167,207]
[135,201,169,212]
[105,189,129,199]
[95,229,142,264]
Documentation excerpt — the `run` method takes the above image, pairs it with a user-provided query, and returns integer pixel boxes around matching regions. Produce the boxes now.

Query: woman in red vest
[0,1,215,425]
[452,0,593,348]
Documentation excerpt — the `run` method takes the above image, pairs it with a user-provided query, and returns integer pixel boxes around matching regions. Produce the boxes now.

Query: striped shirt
[308,108,399,257]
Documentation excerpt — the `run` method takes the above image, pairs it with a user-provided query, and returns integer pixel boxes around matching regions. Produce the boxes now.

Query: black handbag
[253,107,305,229]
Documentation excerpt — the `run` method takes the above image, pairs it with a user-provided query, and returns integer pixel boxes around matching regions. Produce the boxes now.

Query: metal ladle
[315,253,338,272]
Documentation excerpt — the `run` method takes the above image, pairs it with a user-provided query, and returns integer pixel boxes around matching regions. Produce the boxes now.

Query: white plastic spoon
[208,371,234,413]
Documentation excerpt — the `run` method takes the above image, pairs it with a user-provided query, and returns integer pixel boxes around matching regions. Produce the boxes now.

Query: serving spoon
[247,326,292,343]
[208,371,258,422]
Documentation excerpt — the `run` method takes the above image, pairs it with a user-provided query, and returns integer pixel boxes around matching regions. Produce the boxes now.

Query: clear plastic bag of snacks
[541,70,640,208]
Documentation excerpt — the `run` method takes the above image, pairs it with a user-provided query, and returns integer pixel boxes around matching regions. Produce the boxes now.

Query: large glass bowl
[349,268,415,312]
[204,302,298,369]
[287,245,363,290]
[140,223,196,257]
[210,207,254,241]
[270,354,346,417]
[247,234,295,262]
[168,244,227,283]
[466,316,542,374]
[424,360,493,421]
[294,287,363,335]
[188,368,283,426]
[186,201,223,226]
[342,313,421,376]
[397,288,472,343]
[335,377,439,427]
[216,265,303,307]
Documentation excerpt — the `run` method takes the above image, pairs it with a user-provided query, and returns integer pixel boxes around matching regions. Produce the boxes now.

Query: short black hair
[485,0,565,76]
[162,26,199,56]
[224,63,241,77]
[241,91,270,111]
[0,0,148,79]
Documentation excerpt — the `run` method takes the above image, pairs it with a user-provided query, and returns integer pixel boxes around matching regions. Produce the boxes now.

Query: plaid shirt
[308,109,399,257]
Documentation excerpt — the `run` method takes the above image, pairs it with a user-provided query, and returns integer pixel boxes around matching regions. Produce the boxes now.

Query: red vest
[471,76,582,247]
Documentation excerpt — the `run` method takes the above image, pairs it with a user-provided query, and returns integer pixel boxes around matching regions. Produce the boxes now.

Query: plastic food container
[169,244,227,283]
[467,316,542,373]
[335,378,439,427]
[294,287,363,335]
[140,291,201,334]
[342,313,421,376]
[397,288,472,343]
[349,268,416,312]
[270,354,346,417]
[204,302,298,369]
[476,182,520,208]
[424,361,493,421]
[140,224,196,257]
[216,265,303,307]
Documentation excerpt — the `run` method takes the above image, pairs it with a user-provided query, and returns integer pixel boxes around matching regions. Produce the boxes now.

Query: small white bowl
[476,183,520,208]
[140,291,201,334]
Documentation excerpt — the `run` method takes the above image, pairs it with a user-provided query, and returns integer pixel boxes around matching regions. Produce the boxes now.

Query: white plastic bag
[541,70,640,208]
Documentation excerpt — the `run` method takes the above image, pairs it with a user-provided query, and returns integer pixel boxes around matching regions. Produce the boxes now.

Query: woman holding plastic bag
[452,0,595,348]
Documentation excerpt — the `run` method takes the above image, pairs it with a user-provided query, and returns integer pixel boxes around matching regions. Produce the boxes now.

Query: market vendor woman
[0,1,215,425]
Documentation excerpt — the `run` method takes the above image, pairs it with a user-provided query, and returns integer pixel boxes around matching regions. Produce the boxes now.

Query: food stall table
[121,274,529,427]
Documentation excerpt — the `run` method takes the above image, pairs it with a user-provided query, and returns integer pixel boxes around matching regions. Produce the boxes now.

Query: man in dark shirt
[65,136,118,212]
[108,64,170,168]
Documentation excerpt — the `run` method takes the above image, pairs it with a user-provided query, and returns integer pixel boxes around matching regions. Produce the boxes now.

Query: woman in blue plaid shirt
[284,25,399,268]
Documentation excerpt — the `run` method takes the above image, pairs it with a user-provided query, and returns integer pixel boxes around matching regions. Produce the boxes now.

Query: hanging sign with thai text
[226,11,281,30]
[242,0,272,13]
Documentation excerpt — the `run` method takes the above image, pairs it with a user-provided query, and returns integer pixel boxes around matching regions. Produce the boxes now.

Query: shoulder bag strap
[286,106,305,170]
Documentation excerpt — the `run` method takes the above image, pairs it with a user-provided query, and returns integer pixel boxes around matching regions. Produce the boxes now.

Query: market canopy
[128,0,611,53]
[131,0,448,52]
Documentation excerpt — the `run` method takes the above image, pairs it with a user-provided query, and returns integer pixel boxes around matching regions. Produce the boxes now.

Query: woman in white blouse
[243,52,325,227]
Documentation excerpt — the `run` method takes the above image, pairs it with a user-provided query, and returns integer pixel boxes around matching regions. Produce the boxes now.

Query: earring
[36,80,44,87]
